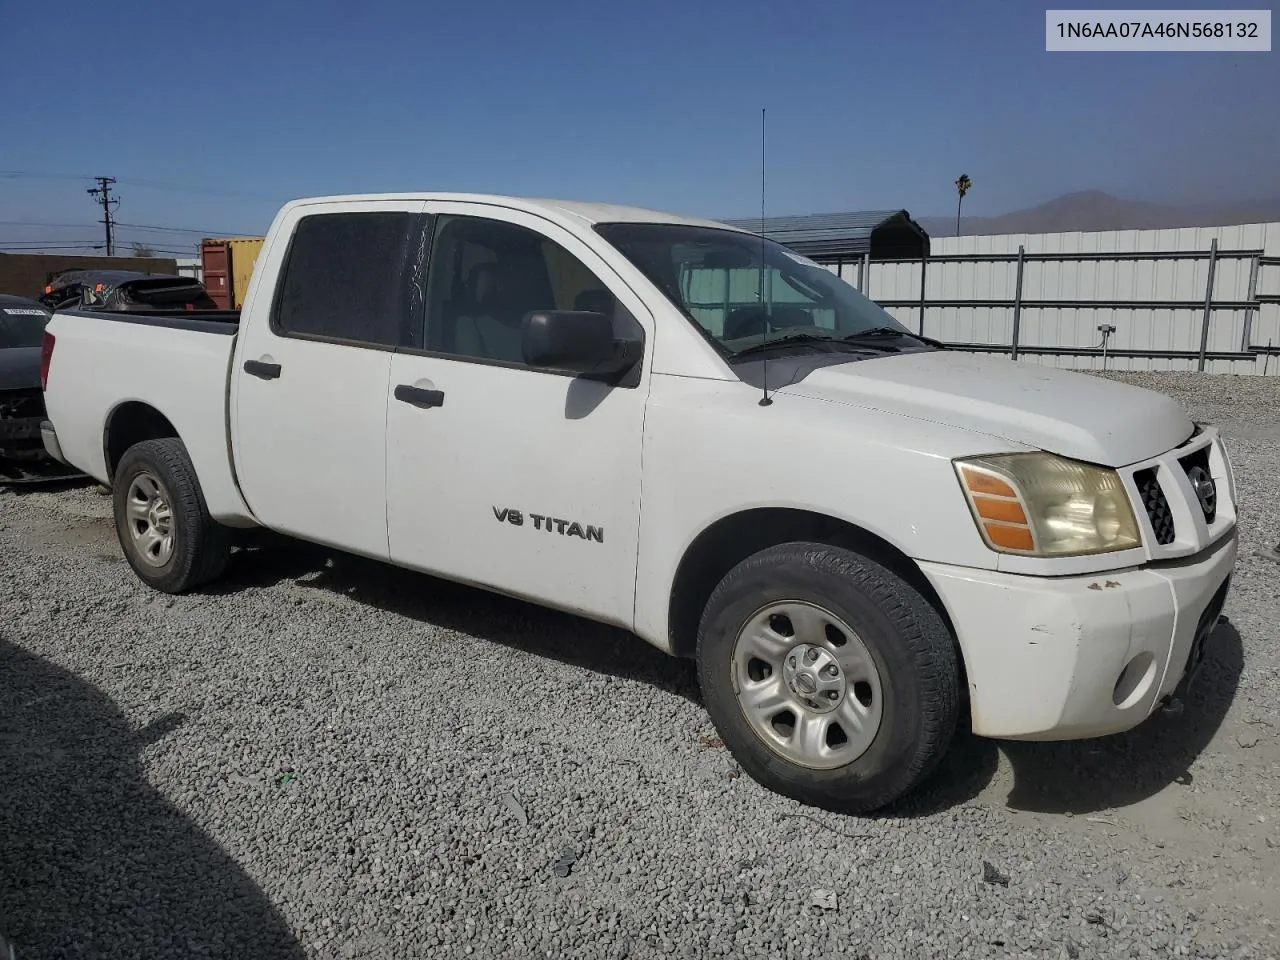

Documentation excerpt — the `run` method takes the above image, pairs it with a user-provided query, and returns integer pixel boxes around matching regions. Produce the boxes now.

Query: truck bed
[42,308,253,524]
[66,308,241,334]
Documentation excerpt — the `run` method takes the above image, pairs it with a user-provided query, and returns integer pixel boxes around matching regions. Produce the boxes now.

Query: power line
[86,177,120,255]
[0,241,196,257]
[0,233,201,255]
[0,219,261,236]
[117,240,201,251]
[115,177,282,201]
[113,233,201,248]
[0,239,103,246]
[0,219,101,229]
[1,169,282,201]
[114,221,261,236]
[0,244,106,251]
[0,171,94,182]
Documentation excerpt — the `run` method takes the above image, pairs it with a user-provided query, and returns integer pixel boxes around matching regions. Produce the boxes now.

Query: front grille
[1135,467,1175,545]
[1179,447,1217,524]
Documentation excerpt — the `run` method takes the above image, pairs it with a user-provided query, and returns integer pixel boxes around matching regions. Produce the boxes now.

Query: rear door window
[272,212,427,348]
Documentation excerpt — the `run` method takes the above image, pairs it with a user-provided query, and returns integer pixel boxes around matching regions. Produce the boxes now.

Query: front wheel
[112,438,230,593]
[696,542,959,814]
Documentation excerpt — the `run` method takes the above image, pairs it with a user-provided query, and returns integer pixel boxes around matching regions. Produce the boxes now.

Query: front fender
[631,374,1019,649]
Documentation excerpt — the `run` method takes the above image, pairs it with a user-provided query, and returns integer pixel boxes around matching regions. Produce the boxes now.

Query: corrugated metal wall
[832,222,1280,375]
[174,257,202,281]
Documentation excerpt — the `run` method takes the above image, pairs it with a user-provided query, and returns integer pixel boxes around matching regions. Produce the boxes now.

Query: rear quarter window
[272,212,423,348]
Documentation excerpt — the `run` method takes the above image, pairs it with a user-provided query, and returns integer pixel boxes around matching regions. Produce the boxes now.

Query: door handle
[244,359,282,380]
[394,384,445,408]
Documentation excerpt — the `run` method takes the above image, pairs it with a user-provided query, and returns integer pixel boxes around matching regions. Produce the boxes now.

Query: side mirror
[522,310,640,379]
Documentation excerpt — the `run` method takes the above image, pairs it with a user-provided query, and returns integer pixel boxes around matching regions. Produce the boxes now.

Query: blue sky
[1,0,1276,252]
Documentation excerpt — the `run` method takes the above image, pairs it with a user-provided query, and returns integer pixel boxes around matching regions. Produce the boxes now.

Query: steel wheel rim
[125,472,175,567]
[731,600,884,770]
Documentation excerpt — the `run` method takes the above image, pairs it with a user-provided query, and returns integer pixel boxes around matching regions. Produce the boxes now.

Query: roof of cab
[281,193,750,234]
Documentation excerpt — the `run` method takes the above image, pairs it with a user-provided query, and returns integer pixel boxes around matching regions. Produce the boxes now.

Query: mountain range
[917,190,1280,237]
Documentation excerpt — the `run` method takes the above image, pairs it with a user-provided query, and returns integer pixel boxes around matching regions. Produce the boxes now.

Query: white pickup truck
[40,193,1239,812]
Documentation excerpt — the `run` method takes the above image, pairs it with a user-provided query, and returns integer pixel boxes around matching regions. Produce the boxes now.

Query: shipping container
[200,236,264,309]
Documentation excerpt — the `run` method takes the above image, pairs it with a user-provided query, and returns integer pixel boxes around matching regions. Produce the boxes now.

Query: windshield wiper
[843,326,947,349]
[729,332,846,360]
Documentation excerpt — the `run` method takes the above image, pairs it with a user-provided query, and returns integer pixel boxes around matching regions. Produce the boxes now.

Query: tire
[112,438,231,593]
[696,542,959,814]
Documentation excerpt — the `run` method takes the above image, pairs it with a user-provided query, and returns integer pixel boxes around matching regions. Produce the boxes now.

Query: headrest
[468,263,504,307]
[724,306,769,341]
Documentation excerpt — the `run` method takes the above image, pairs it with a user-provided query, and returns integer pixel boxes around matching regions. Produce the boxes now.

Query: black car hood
[0,347,41,391]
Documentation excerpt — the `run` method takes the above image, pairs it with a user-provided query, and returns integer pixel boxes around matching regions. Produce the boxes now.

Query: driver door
[385,202,653,628]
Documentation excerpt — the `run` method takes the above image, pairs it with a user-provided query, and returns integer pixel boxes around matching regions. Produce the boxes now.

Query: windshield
[0,304,50,348]
[594,222,913,358]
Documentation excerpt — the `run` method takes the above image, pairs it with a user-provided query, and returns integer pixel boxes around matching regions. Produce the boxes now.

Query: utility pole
[86,176,119,256]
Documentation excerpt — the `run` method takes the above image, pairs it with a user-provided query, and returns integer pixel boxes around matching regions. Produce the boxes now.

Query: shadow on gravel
[0,475,94,497]
[998,618,1243,814]
[877,719,1002,818]
[212,541,702,706]
[870,619,1243,819]
[208,543,1241,818]
[0,640,304,959]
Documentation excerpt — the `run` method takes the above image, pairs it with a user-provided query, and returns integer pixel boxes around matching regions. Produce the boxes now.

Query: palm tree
[954,174,972,235]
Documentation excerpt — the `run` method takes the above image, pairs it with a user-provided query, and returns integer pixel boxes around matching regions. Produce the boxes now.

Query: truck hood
[0,347,41,392]
[783,350,1193,466]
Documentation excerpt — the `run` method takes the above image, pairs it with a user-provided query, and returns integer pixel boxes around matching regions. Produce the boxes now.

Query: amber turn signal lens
[973,496,1027,524]
[957,463,1036,552]
[959,467,1017,499]
[956,452,1142,557]
[983,522,1035,551]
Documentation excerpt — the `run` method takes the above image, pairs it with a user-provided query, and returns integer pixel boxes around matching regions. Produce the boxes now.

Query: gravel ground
[2,369,1278,960]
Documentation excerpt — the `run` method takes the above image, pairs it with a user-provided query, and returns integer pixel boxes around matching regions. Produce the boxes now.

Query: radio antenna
[758,106,772,407]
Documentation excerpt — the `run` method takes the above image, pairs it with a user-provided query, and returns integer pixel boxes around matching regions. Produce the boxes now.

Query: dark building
[719,209,930,264]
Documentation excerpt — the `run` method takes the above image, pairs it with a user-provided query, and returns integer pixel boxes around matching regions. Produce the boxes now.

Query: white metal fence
[831,222,1280,375]
[174,227,1280,375]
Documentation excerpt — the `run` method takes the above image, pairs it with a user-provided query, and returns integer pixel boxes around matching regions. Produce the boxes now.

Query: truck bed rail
[58,309,240,335]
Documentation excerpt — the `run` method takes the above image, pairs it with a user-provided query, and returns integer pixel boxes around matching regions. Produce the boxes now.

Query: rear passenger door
[231,201,430,559]
[384,203,652,628]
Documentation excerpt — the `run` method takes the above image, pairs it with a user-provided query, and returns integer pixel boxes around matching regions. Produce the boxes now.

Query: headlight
[954,452,1141,556]
[1200,422,1237,507]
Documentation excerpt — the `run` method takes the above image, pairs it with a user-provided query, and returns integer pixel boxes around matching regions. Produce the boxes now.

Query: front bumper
[920,528,1237,740]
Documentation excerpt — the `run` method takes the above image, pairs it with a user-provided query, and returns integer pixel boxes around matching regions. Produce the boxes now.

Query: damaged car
[40,270,219,313]
[1,294,81,483]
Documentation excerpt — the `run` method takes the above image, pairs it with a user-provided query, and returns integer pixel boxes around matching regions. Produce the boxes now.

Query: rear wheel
[112,438,230,593]
[696,542,959,814]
